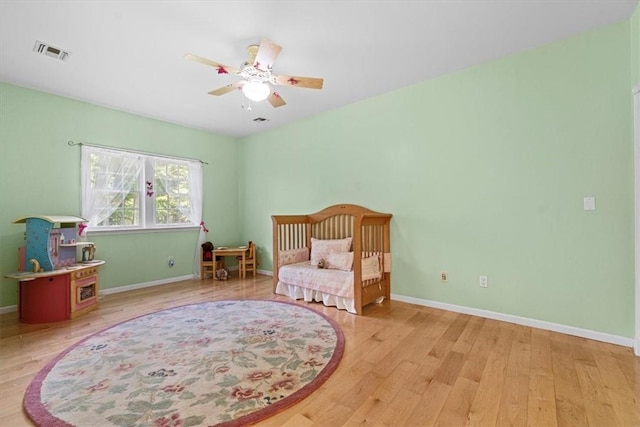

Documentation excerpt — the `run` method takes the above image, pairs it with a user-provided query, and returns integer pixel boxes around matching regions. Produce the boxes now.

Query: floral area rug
[24,299,344,426]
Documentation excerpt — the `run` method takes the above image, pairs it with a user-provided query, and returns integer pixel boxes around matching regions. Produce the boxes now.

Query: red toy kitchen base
[5,215,103,323]
[12,263,102,324]
[19,274,69,323]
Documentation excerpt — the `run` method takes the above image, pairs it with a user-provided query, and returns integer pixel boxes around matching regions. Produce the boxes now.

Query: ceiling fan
[185,39,324,108]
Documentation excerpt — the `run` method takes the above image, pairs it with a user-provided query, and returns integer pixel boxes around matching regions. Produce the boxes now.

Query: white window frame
[81,145,202,233]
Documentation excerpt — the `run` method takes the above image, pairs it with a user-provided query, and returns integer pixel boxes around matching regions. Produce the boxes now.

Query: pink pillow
[310,237,352,265]
[326,251,354,271]
[278,247,309,267]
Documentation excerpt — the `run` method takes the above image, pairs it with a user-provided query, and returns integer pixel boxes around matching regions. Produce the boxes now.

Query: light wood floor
[1,274,638,426]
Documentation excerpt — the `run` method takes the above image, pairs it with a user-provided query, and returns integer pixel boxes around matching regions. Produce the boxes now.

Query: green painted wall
[239,21,634,337]
[632,4,640,84]
[1,15,636,339]
[0,83,238,306]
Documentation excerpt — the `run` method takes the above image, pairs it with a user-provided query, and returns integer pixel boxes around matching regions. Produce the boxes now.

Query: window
[81,145,202,231]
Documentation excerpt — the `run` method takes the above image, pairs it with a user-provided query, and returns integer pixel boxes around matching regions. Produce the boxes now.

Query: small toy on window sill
[317,259,326,269]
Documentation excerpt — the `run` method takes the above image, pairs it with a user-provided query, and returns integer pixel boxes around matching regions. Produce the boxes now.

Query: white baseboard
[2,280,633,349]
[100,274,196,296]
[0,304,17,314]
[1,269,274,314]
[635,338,640,356]
[0,274,200,314]
[98,267,273,296]
[391,293,635,349]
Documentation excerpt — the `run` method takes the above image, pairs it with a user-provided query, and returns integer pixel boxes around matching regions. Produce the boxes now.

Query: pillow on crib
[310,237,352,265]
[278,247,309,267]
[361,255,382,281]
[326,251,354,271]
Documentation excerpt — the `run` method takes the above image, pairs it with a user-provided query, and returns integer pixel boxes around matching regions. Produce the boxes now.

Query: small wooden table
[213,247,249,278]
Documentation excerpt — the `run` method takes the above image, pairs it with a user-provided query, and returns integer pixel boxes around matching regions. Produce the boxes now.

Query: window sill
[87,225,200,236]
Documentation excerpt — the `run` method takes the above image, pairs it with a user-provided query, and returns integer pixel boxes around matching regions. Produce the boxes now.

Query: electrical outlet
[479,275,488,288]
[440,271,448,282]
[168,256,175,267]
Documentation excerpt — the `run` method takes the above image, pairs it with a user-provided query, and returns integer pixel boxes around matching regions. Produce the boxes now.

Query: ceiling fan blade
[253,39,282,72]
[184,53,239,75]
[273,74,324,90]
[208,81,243,96]
[268,91,286,108]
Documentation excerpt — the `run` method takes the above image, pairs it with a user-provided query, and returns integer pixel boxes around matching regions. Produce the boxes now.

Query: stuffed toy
[215,268,229,280]
[317,259,326,269]
[201,241,214,261]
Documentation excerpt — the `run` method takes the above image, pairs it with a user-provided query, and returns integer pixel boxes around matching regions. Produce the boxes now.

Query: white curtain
[81,145,143,229]
[186,161,205,278]
[153,158,205,277]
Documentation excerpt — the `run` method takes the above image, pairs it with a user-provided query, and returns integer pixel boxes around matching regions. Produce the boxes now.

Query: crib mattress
[277,261,354,298]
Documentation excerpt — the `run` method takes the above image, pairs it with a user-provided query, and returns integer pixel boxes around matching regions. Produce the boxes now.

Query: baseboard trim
[100,275,195,296]
[1,270,273,314]
[0,305,17,314]
[391,294,634,348]
[2,281,633,349]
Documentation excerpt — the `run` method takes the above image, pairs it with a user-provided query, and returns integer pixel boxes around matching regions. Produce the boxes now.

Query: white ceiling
[1,1,637,138]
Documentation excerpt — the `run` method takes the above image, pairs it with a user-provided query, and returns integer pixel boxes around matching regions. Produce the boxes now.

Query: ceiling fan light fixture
[242,80,270,102]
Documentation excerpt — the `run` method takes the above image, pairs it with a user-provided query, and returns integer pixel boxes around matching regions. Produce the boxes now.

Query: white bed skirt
[275,281,357,314]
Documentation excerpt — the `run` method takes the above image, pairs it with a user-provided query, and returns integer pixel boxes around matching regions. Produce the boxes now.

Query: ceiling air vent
[33,40,71,61]
[253,117,269,123]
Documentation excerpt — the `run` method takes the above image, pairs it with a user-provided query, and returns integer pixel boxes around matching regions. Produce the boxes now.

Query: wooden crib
[272,204,392,314]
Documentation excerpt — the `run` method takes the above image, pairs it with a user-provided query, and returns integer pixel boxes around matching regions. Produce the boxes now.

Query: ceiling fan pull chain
[241,92,252,112]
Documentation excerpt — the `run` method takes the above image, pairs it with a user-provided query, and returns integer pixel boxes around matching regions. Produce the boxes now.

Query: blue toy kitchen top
[14,215,89,272]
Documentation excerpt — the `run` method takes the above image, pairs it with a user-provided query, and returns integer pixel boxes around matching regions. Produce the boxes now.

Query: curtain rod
[67,141,209,165]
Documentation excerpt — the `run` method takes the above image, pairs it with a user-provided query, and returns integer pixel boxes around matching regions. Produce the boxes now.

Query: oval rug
[24,299,344,426]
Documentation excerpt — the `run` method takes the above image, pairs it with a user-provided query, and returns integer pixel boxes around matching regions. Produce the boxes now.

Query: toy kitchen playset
[4,215,104,323]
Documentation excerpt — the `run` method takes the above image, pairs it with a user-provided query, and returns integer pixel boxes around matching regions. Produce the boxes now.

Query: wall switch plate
[440,271,448,282]
[583,197,596,211]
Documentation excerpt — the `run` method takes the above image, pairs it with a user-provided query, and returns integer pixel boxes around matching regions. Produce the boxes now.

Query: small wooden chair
[200,247,224,280]
[237,241,258,278]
